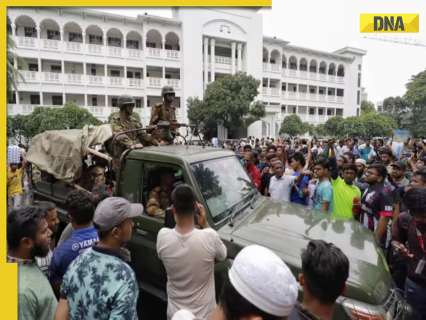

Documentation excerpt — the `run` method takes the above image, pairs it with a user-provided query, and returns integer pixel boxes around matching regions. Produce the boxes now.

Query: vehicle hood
[218,197,393,305]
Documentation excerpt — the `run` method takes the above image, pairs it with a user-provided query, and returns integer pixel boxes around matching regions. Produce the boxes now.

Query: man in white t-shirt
[157,184,227,320]
[268,160,297,202]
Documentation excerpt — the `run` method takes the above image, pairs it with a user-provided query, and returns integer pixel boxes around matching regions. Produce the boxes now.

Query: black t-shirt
[393,213,426,286]
[360,183,394,232]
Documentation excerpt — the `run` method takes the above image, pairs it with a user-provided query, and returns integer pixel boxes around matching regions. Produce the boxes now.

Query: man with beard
[7,206,57,320]
[34,201,60,277]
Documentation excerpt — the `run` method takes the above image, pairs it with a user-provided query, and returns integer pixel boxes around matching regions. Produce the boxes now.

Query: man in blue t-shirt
[289,152,310,206]
[49,190,98,296]
[312,158,333,213]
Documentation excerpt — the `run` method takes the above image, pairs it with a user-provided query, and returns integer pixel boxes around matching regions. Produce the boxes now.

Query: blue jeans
[405,277,426,320]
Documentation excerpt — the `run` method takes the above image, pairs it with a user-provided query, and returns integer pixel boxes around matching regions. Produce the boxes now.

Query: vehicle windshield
[191,156,257,223]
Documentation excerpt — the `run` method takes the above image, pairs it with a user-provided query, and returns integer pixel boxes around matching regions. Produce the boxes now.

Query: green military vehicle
[31,144,410,319]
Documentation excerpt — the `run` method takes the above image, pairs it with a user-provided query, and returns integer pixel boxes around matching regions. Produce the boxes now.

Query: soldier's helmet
[118,95,136,109]
[161,86,175,97]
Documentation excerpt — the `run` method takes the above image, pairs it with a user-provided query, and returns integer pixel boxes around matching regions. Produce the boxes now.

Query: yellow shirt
[8,167,23,197]
[331,177,361,220]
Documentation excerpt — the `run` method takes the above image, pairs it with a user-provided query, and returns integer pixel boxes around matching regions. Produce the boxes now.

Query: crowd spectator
[289,152,310,206]
[328,144,361,220]
[157,184,227,319]
[7,206,57,320]
[268,160,297,202]
[244,151,261,189]
[354,158,368,192]
[49,190,99,295]
[389,161,410,188]
[290,240,349,320]
[358,139,376,162]
[392,188,426,320]
[55,197,142,319]
[210,245,298,320]
[34,201,60,277]
[359,163,394,247]
[312,159,333,213]
[7,145,24,211]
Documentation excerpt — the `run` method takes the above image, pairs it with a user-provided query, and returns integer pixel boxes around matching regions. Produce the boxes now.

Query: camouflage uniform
[109,95,157,170]
[149,86,177,143]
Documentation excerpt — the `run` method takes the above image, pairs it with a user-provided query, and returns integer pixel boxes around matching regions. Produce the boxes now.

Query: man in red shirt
[244,151,261,190]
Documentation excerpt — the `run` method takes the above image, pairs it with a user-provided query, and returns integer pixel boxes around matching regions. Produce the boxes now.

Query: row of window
[280,105,344,116]
[264,82,344,96]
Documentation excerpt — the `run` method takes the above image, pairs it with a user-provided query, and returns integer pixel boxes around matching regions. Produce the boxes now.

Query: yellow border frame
[1,0,271,318]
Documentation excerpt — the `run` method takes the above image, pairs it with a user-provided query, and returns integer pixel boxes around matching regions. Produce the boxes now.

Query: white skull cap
[229,245,298,317]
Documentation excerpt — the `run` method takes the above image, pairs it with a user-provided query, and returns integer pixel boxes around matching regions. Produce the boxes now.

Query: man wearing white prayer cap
[210,245,299,320]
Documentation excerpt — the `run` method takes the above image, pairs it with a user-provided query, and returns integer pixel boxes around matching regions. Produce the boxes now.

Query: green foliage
[7,103,101,145]
[381,96,410,127]
[279,114,306,136]
[324,116,343,137]
[360,100,376,115]
[404,69,426,137]
[187,73,265,139]
[361,113,396,137]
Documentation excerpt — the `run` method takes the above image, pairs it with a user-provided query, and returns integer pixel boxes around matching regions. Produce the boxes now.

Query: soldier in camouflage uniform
[149,86,178,144]
[109,95,158,170]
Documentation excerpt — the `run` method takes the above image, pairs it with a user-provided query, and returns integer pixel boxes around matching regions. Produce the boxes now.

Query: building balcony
[127,48,142,59]
[337,96,344,103]
[43,72,61,82]
[41,39,60,50]
[215,56,232,65]
[165,49,180,60]
[87,43,103,55]
[128,78,143,88]
[327,95,337,102]
[318,94,326,101]
[165,78,180,89]
[336,76,344,84]
[146,48,162,58]
[16,36,36,48]
[88,75,104,85]
[108,46,122,57]
[8,104,37,116]
[108,76,124,86]
[21,70,38,82]
[66,73,83,84]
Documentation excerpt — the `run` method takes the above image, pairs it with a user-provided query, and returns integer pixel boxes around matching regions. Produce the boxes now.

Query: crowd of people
[6,135,426,320]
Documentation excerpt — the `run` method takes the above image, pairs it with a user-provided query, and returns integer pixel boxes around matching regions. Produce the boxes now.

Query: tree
[338,117,366,138]
[7,103,101,145]
[324,116,343,137]
[381,96,410,127]
[187,72,265,139]
[404,69,426,137]
[360,100,376,115]
[361,113,396,137]
[279,114,306,136]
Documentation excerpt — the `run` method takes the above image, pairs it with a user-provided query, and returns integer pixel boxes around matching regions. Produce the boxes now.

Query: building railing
[109,76,123,86]
[66,73,83,84]
[108,46,122,57]
[165,49,180,60]
[147,77,162,88]
[43,72,61,82]
[17,36,36,48]
[88,75,104,85]
[215,56,231,65]
[147,48,161,58]
[66,41,82,52]
[165,78,180,89]
[87,44,103,54]
[128,48,141,58]
[42,39,60,50]
[22,70,38,82]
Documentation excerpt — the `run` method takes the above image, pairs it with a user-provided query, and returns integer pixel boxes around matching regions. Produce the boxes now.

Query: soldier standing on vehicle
[109,95,158,170]
[149,86,178,144]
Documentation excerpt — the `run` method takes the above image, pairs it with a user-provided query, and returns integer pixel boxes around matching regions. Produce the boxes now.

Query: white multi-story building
[8,7,366,138]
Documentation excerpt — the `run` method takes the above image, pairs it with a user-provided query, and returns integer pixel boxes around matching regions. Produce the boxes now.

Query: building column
[82,31,86,44]
[60,26,64,41]
[237,43,242,72]
[210,38,215,82]
[36,26,40,39]
[62,92,66,105]
[61,60,65,74]
[203,37,208,88]
[83,63,86,76]
[84,94,87,107]
[11,23,16,36]
[16,91,20,105]
[105,95,108,107]
[39,92,43,105]
[38,57,41,72]
[104,64,108,77]
[124,65,127,80]
[231,42,236,75]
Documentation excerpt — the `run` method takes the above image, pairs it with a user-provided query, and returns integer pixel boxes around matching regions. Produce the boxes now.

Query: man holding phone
[157,184,227,320]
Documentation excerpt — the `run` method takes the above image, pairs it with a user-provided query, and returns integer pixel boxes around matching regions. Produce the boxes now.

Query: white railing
[299,92,307,99]
[318,94,326,101]
[165,79,180,89]
[88,75,104,85]
[318,115,327,123]
[270,88,280,96]
[165,50,180,60]
[66,73,83,84]
[66,41,82,52]
[42,39,59,50]
[22,104,35,114]
[263,63,269,72]
[127,48,142,58]
[271,64,280,72]
[128,78,143,87]
[288,91,297,99]
[147,77,162,88]
[215,56,231,65]
[337,96,344,103]
[328,95,337,102]
[147,48,161,58]
[87,44,103,54]
[262,87,267,95]
[319,74,327,81]
[21,70,37,82]
[108,46,122,57]
[309,94,317,101]
[309,72,317,80]
[328,75,336,82]
[288,69,297,77]
[43,72,60,82]
[17,36,36,48]
[337,76,344,84]
[109,77,123,86]
[299,71,308,79]
[281,69,288,77]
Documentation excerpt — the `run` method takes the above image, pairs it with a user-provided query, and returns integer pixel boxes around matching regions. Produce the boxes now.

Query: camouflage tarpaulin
[27,125,113,181]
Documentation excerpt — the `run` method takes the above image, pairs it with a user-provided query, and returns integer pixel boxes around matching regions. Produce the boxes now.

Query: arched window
[309,59,317,73]
[299,58,308,71]
[289,56,297,70]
